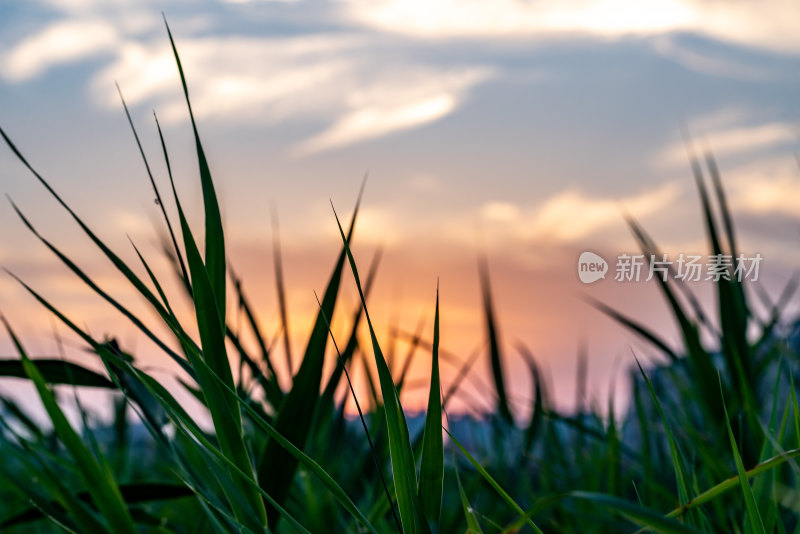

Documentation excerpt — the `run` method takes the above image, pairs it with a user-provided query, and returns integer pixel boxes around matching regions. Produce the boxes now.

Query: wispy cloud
[342,0,800,52]
[293,67,492,154]
[658,121,797,167]
[651,35,773,80]
[525,182,680,242]
[2,19,120,81]
[1,12,493,154]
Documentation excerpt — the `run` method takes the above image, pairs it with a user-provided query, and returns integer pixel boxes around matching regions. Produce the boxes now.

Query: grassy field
[0,24,798,533]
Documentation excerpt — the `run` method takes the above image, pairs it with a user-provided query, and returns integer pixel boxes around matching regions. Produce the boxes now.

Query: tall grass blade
[164,17,226,316]
[0,359,115,388]
[570,492,704,534]
[720,376,766,533]
[272,208,294,377]
[418,283,444,530]
[258,193,360,523]
[477,254,512,423]
[1,316,137,534]
[333,203,430,533]
[445,429,542,533]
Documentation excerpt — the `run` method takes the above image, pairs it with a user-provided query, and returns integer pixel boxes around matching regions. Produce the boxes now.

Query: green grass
[0,21,799,533]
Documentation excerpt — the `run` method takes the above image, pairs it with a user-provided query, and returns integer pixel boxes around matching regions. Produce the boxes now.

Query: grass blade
[477,254,512,423]
[0,359,114,388]
[1,316,137,534]
[720,375,766,533]
[164,17,226,317]
[333,202,430,533]
[258,193,360,523]
[445,429,542,533]
[418,283,444,530]
[570,492,704,534]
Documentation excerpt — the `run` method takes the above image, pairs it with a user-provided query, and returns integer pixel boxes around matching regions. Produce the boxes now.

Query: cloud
[342,0,695,39]
[294,67,491,154]
[525,182,681,242]
[1,19,120,81]
[658,121,797,167]
[342,0,800,52]
[93,35,364,118]
[89,34,494,152]
[651,35,772,80]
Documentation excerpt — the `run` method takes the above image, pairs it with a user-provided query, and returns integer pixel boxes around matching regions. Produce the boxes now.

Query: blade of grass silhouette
[586,297,678,361]
[621,210,717,337]
[634,357,693,510]
[685,136,754,427]
[569,492,704,534]
[418,282,443,529]
[478,253,513,423]
[116,84,189,292]
[445,428,542,533]
[623,210,721,423]
[164,17,225,316]
[152,111,192,295]
[1,316,137,534]
[0,359,114,388]
[332,201,430,533]
[319,245,382,415]
[258,188,360,525]
[314,289,402,533]
[173,182,267,528]
[517,345,546,453]
[272,207,294,378]
[128,238,180,321]
[720,375,766,533]
[5,199,194,376]
[441,394,485,534]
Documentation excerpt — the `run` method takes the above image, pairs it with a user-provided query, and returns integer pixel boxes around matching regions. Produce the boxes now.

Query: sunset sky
[1,0,799,419]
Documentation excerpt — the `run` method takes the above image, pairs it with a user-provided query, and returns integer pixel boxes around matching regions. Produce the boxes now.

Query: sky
[0,0,799,420]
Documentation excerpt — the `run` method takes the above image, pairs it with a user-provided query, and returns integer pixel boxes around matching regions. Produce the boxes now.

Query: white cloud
[343,0,695,39]
[86,33,494,152]
[525,182,680,242]
[652,35,772,80]
[658,122,797,167]
[295,67,491,154]
[2,19,120,81]
[342,0,800,52]
[294,94,455,154]
[94,35,363,114]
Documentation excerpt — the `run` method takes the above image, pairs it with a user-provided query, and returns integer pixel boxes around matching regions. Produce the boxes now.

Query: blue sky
[1,0,799,414]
